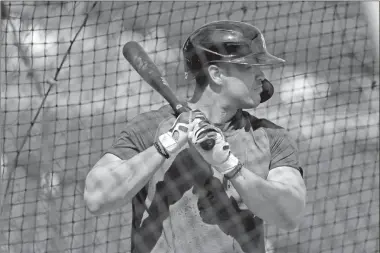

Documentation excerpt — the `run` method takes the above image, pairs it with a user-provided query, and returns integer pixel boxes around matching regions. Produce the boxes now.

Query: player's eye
[240,64,253,72]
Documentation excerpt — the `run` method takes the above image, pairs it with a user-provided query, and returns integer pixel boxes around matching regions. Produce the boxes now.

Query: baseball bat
[122,41,215,150]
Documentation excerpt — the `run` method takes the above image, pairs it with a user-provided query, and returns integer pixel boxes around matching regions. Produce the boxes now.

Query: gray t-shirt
[106,105,302,253]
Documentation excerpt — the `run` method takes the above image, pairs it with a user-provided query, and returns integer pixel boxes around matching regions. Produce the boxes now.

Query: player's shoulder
[243,110,300,158]
[242,110,302,176]
[242,110,291,141]
[127,104,175,126]
[242,110,282,131]
[123,104,176,137]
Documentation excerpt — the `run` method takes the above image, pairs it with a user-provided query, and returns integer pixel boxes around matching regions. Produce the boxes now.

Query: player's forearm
[84,146,166,215]
[230,167,306,231]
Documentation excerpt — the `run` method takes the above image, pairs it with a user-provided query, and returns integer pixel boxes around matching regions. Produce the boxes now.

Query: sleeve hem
[102,148,137,161]
[102,151,124,161]
[270,165,303,177]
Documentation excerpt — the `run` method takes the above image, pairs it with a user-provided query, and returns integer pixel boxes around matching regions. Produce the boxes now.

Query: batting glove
[189,122,239,175]
[155,110,207,158]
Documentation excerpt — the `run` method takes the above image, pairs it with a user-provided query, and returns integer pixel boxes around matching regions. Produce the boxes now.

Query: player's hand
[189,122,239,175]
[155,110,207,157]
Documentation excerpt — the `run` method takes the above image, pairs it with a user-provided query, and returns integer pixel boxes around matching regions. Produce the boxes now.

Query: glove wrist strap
[224,161,244,180]
[153,142,170,159]
[215,153,240,175]
[158,132,178,155]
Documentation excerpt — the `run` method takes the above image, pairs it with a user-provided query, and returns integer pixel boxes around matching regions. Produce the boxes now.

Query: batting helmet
[182,20,285,103]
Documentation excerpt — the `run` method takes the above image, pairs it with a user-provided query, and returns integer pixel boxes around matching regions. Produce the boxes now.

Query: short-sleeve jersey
[106,105,303,253]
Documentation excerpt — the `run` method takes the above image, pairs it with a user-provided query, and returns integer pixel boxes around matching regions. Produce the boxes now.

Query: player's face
[220,64,265,109]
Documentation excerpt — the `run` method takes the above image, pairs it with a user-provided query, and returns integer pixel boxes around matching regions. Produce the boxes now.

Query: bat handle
[199,138,216,150]
[196,127,218,151]
[174,104,216,150]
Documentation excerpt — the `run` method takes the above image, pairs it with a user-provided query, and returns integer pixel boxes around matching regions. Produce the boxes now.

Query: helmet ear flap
[189,80,208,103]
[260,79,274,103]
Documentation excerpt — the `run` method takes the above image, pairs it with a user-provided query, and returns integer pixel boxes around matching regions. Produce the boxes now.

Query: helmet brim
[184,52,285,80]
[216,52,285,66]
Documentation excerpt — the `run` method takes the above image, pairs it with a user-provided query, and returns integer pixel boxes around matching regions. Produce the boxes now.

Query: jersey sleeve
[105,123,147,161]
[262,122,303,177]
[105,106,174,161]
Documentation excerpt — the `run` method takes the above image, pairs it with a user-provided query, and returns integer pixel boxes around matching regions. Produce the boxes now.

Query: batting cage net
[0,1,379,253]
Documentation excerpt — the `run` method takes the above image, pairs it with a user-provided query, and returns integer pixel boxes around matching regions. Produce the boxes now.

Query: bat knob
[199,138,216,151]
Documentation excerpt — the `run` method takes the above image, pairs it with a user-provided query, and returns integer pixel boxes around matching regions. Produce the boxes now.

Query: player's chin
[240,102,259,109]
[240,97,260,109]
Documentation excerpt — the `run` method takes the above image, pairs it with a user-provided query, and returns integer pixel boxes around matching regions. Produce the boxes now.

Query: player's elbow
[84,169,109,215]
[273,209,302,231]
[84,190,103,215]
[279,199,306,231]
[84,163,134,215]
[279,218,300,231]
[84,190,118,216]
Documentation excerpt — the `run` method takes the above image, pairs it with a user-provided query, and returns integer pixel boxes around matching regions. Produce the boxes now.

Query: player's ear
[207,64,224,92]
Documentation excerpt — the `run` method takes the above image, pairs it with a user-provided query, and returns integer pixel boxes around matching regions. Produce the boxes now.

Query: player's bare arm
[189,119,306,231]
[84,147,166,215]
[84,110,204,215]
[228,165,306,231]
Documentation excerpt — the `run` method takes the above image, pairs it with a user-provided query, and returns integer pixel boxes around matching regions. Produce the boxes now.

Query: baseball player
[84,20,307,253]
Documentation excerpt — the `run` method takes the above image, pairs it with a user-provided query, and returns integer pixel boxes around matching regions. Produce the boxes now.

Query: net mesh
[0,1,379,253]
